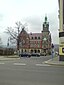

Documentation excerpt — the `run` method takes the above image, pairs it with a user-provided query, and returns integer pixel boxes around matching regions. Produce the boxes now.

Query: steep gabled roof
[19,28,29,37]
[29,33,42,39]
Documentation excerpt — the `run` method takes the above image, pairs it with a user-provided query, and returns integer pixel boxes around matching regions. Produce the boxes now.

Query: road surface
[0,56,64,85]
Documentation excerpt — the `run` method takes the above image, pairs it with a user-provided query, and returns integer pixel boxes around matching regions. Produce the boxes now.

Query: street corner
[44,59,64,66]
[43,59,52,64]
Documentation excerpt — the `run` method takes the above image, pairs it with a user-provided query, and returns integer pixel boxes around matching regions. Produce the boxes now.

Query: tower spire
[42,16,49,32]
[45,16,47,22]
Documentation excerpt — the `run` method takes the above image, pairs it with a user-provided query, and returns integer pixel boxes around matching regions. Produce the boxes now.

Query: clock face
[43,37,47,41]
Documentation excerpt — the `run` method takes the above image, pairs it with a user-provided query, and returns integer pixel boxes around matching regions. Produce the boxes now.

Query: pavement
[0,55,20,61]
[44,56,64,66]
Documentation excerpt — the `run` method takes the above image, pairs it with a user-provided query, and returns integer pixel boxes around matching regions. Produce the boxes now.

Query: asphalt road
[0,56,64,85]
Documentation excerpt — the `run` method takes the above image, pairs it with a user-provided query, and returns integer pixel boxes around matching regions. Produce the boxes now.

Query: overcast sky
[0,0,59,45]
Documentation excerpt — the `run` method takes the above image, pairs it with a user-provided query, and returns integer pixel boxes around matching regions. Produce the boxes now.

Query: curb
[44,61,64,66]
[44,59,64,66]
[0,59,20,61]
[0,57,20,61]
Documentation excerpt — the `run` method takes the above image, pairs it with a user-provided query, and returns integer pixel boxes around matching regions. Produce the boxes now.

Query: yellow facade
[59,0,63,32]
[59,46,64,55]
[59,0,64,60]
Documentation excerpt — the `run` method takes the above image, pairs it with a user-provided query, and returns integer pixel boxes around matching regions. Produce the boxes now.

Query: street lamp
[7,37,10,56]
[7,38,9,47]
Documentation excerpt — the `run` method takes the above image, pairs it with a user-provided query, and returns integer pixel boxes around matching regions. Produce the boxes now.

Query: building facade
[29,33,42,54]
[18,16,51,55]
[58,0,64,61]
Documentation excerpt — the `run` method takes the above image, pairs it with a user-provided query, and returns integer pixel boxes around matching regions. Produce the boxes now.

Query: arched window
[22,49,23,52]
[35,37,37,39]
[25,49,26,52]
[31,50,33,53]
[32,37,33,39]
[38,50,40,53]
[38,37,40,39]
[34,50,37,53]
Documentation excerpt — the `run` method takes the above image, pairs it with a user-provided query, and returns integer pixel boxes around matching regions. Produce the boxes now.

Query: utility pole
[7,37,9,56]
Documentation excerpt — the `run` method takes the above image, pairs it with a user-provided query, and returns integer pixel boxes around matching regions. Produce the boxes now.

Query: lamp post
[7,38,9,47]
[7,37,10,56]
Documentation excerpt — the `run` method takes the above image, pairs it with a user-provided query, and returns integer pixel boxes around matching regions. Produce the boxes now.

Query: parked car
[31,53,40,57]
[20,53,31,57]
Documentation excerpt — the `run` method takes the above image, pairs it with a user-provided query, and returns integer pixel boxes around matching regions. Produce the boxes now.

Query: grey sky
[0,0,59,45]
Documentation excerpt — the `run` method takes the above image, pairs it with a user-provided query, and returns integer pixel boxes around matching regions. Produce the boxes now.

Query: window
[25,50,26,52]
[62,48,64,53]
[38,50,40,53]
[59,32,64,37]
[22,49,23,52]
[31,50,33,53]
[34,50,37,53]
[38,44,40,47]
[32,37,33,39]
[35,36,37,39]
[38,37,40,39]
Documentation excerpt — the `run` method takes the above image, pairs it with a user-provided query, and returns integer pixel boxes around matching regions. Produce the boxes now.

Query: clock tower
[42,16,51,55]
[43,16,49,32]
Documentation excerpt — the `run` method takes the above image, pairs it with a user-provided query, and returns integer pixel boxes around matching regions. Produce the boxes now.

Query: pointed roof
[19,28,28,35]
[45,16,47,23]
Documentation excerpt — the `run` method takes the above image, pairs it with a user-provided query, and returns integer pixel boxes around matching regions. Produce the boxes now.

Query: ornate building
[18,16,51,55]
[29,33,42,54]
[42,16,51,54]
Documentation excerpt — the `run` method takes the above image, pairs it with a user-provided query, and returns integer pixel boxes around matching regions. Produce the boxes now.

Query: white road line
[0,63,5,64]
[13,63,26,66]
[36,64,51,66]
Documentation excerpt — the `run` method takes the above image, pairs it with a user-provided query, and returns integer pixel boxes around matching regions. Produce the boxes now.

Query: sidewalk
[44,56,64,66]
[0,55,20,61]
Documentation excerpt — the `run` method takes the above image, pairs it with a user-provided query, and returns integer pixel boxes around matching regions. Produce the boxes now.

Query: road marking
[0,63,5,64]
[36,64,51,66]
[44,61,48,63]
[13,63,26,66]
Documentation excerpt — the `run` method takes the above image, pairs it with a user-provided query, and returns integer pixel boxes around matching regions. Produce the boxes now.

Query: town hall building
[18,16,51,55]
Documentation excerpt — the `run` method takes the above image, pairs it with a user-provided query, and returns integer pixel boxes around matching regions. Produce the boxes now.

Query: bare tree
[0,37,2,46]
[5,21,27,50]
